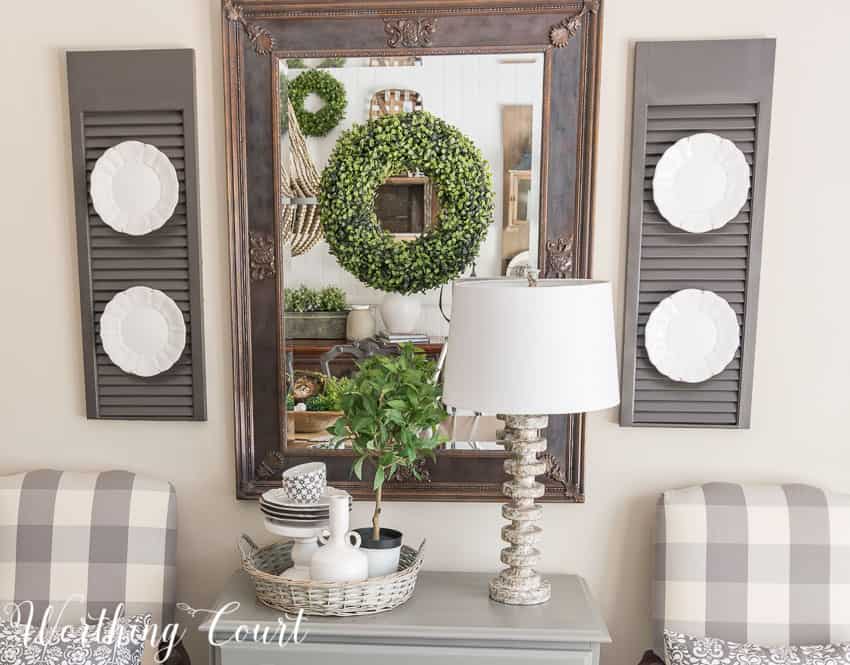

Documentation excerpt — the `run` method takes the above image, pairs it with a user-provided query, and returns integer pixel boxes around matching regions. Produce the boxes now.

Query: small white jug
[309,494,368,583]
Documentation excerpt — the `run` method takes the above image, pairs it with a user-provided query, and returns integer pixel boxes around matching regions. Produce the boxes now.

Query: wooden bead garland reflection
[281,100,323,256]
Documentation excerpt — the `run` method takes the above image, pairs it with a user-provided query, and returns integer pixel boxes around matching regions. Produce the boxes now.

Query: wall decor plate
[652,132,750,233]
[90,140,179,235]
[645,289,740,383]
[99,286,186,377]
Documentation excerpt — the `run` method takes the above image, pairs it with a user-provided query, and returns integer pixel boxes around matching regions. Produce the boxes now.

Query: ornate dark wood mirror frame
[222,0,603,501]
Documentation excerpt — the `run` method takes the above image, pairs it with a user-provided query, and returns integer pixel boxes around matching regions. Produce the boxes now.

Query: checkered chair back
[0,470,176,627]
[654,483,850,656]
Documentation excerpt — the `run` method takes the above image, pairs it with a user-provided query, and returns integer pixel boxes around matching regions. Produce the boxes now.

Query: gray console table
[200,570,610,665]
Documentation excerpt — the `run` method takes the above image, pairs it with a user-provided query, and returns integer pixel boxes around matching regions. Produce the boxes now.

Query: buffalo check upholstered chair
[0,469,189,664]
[640,482,850,664]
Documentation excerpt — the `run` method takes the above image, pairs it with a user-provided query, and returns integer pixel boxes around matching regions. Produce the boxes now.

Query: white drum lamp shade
[442,279,620,416]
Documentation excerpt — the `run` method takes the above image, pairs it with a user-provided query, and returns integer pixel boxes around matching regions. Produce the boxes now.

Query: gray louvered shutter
[620,40,775,428]
[68,50,206,420]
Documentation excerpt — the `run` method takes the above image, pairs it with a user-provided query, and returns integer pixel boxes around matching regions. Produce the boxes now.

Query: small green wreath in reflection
[288,70,346,137]
[320,111,494,294]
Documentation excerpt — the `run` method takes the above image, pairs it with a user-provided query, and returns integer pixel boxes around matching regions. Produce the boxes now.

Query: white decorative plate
[652,133,750,233]
[99,287,186,377]
[90,140,179,235]
[645,289,740,383]
[262,486,351,510]
[262,514,330,527]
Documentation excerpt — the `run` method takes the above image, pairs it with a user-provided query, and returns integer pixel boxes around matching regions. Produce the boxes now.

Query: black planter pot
[355,527,403,549]
[354,528,403,577]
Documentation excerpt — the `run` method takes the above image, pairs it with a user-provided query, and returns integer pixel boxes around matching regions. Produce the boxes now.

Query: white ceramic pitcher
[309,493,368,583]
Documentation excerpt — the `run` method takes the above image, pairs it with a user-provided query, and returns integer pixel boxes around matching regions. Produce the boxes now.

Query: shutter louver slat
[634,413,738,425]
[84,110,184,125]
[99,406,195,418]
[646,104,757,119]
[85,124,184,137]
[85,136,184,148]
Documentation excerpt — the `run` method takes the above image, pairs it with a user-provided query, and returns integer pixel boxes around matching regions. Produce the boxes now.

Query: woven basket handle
[238,534,259,563]
[413,539,426,563]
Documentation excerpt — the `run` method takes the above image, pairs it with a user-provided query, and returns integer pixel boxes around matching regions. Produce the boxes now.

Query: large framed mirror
[223,0,603,501]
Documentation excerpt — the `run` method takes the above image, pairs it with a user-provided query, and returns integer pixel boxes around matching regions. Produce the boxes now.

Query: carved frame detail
[541,452,569,493]
[550,0,600,48]
[224,0,275,54]
[384,18,438,48]
[249,231,276,281]
[545,235,574,278]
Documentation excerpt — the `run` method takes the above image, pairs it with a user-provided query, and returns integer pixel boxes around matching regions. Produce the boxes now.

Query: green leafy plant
[331,344,447,540]
[284,285,347,313]
[287,374,351,412]
[285,57,346,70]
[316,286,346,311]
[288,69,347,137]
[279,73,289,134]
[304,376,351,412]
[320,111,494,294]
[321,375,351,410]
[318,57,346,68]
[305,394,335,411]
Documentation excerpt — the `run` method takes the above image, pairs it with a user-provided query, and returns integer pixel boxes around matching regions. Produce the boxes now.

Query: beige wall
[1,1,848,663]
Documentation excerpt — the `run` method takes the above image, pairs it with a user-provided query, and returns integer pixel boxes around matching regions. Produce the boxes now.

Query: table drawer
[218,641,594,665]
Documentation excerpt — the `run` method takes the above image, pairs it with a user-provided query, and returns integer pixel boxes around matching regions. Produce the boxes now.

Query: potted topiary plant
[284,285,348,339]
[331,343,446,577]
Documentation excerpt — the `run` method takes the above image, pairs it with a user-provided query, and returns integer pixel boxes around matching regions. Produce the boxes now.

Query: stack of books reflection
[376,332,430,344]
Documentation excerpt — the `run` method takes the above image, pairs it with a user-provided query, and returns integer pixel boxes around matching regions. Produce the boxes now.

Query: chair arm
[159,641,191,665]
[637,649,664,665]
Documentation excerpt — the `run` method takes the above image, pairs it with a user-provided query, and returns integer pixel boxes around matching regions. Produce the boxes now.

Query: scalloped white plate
[90,141,179,235]
[262,486,351,510]
[645,289,740,383]
[99,287,186,377]
[653,133,750,233]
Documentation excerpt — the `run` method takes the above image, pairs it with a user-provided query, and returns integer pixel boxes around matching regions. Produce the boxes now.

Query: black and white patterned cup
[282,462,327,504]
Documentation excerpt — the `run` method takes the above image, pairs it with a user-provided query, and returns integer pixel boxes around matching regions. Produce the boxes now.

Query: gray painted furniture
[620,39,776,428]
[67,49,206,421]
[200,570,610,664]
[641,482,850,664]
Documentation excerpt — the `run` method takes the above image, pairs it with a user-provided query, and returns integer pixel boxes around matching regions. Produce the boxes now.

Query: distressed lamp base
[490,414,551,606]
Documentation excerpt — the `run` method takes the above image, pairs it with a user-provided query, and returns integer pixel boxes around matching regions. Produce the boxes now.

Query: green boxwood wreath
[320,111,495,294]
[288,70,346,137]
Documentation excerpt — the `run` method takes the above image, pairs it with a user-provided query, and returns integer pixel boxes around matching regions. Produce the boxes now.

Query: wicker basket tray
[239,535,426,616]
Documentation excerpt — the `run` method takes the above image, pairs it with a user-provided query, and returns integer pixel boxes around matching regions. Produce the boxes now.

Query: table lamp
[442,273,619,605]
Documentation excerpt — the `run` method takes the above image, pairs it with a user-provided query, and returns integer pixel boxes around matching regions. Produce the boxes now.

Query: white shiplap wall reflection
[283,53,545,336]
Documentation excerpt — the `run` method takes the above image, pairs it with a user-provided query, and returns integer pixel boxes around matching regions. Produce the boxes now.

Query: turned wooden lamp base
[489,414,551,606]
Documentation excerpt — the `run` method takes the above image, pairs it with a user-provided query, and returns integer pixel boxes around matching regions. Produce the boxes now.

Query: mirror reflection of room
[279,53,544,451]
